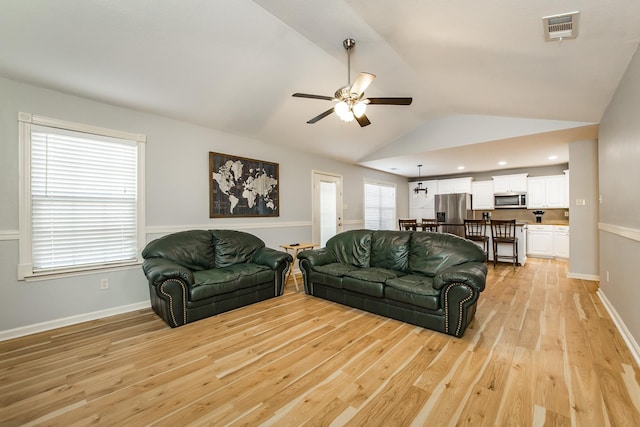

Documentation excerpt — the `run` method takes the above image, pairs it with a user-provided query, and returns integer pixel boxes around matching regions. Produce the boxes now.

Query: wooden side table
[279,243,318,291]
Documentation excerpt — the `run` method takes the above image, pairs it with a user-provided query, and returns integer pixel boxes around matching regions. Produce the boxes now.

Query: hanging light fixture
[413,164,428,198]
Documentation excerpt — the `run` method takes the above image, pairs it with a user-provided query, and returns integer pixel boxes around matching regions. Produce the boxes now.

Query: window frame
[18,112,146,281]
[363,178,397,231]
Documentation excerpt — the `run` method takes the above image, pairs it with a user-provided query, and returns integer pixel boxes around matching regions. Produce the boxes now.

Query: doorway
[312,171,343,247]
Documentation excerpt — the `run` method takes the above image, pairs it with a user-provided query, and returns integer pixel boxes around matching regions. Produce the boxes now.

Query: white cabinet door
[553,226,570,258]
[492,174,528,193]
[472,180,494,210]
[437,177,472,194]
[452,177,473,194]
[545,175,566,208]
[527,177,546,208]
[527,225,554,257]
[527,175,567,208]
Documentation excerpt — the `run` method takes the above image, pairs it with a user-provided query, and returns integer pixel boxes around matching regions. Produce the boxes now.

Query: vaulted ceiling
[1,1,638,177]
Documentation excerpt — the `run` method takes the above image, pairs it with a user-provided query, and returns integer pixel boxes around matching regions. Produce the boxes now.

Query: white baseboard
[0,301,151,342]
[597,289,640,368]
[567,272,600,281]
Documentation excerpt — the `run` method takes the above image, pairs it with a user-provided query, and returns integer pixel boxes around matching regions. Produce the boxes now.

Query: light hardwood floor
[1,258,639,426]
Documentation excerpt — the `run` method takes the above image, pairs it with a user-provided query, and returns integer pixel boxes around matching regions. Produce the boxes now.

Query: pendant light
[413,164,428,198]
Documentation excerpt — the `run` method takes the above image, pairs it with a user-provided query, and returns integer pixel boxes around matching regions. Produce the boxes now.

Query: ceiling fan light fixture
[353,101,367,118]
[335,101,355,122]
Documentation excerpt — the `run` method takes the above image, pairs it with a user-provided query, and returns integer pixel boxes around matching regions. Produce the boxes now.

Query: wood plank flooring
[1,258,639,426]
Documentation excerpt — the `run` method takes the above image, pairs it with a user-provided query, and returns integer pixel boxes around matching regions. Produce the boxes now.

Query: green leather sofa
[298,230,488,337]
[142,230,292,327]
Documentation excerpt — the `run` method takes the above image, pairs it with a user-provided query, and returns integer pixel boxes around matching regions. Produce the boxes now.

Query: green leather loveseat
[298,229,488,337]
[142,230,292,328]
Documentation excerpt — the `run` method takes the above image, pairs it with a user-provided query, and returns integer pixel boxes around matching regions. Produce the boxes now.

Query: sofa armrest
[433,262,488,292]
[297,248,336,267]
[142,258,194,286]
[252,247,293,269]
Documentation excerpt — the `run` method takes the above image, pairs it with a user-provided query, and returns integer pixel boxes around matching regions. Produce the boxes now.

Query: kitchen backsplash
[474,209,569,223]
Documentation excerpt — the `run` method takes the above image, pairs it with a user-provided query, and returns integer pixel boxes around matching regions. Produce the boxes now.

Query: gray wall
[0,77,408,334]
[568,140,599,278]
[598,45,640,345]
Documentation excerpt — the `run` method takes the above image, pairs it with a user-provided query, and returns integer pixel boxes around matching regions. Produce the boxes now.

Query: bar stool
[420,218,439,232]
[490,219,518,267]
[463,219,489,260]
[398,219,417,231]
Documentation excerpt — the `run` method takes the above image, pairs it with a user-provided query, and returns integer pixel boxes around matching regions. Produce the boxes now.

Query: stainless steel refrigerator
[435,193,473,238]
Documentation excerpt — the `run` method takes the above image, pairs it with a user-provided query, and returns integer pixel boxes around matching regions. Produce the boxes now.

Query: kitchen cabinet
[492,173,528,193]
[409,180,438,220]
[437,177,472,194]
[472,180,494,210]
[527,224,554,257]
[527,175,567,208]
[553,226,570,258]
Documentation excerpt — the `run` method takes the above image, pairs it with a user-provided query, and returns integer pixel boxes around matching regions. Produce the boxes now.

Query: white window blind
[364,181,396,230]
[29,124,139,273]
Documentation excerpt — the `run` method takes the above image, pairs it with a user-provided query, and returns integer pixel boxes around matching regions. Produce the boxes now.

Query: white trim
[0,301,151,342]
[146,221,312,235]
[599,222,640,242]
[567,272,600,281]
[19,112,147,143]
[597,289,640,369]
[0,230,19,241]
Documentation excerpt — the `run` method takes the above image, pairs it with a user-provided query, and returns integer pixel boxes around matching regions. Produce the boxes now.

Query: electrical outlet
[100,279,109,290]
[564,211,569,217]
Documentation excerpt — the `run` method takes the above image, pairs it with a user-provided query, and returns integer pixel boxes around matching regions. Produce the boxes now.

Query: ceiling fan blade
[367,97,413,105]
[307,107,335,124]
[350,72,376,97]
[292,93,334,101]
[355,113,371,127]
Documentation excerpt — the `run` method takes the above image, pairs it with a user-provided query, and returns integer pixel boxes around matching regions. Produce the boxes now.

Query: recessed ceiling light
[457,166,465,170]
[498,161,507,166]
[548,155,558,160]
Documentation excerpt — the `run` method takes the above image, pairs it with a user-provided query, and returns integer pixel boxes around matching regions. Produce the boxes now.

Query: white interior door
[312,171,343,247]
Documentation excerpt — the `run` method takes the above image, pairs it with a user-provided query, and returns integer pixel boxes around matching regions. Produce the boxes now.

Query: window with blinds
[18,113,145,279]
[364,181,396,230]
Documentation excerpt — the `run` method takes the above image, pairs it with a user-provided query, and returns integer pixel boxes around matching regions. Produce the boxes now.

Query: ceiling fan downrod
[343,38,355,87]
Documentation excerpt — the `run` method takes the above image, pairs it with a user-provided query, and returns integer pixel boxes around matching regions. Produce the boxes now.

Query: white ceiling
[1,0,638,178]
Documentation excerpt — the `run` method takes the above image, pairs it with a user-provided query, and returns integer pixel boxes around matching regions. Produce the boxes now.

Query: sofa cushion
[408,232,485,276]
[343,276,385,298]
[326,229,372,268]
[142,230,214,271]
[344,267,403,283]
[210,229,265,268]
[313,263,359,277]
[385,274,440,310]
[370,231,410,272]
[191,264,273,300]
[309,271,344,289]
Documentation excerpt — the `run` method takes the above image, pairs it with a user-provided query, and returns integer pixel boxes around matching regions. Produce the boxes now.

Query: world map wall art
[209,152,279,218]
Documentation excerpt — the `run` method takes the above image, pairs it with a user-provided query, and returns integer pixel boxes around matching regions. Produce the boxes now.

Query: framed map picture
[209,152,279,217]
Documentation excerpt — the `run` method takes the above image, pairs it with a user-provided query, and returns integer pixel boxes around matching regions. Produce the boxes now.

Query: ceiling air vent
[543,11,579,41]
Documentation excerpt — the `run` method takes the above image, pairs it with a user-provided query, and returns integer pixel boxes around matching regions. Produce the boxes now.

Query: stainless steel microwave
[494,192,527,208]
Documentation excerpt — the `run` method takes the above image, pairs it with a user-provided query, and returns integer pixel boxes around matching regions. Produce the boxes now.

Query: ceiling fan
[292,38,413,127]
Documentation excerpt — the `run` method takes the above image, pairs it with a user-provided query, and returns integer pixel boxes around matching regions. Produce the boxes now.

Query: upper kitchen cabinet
[437,177,473,194]
[409,180,438,220]
[527,174,567,208]
[472,180,494,210]
[492,173,528,193]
